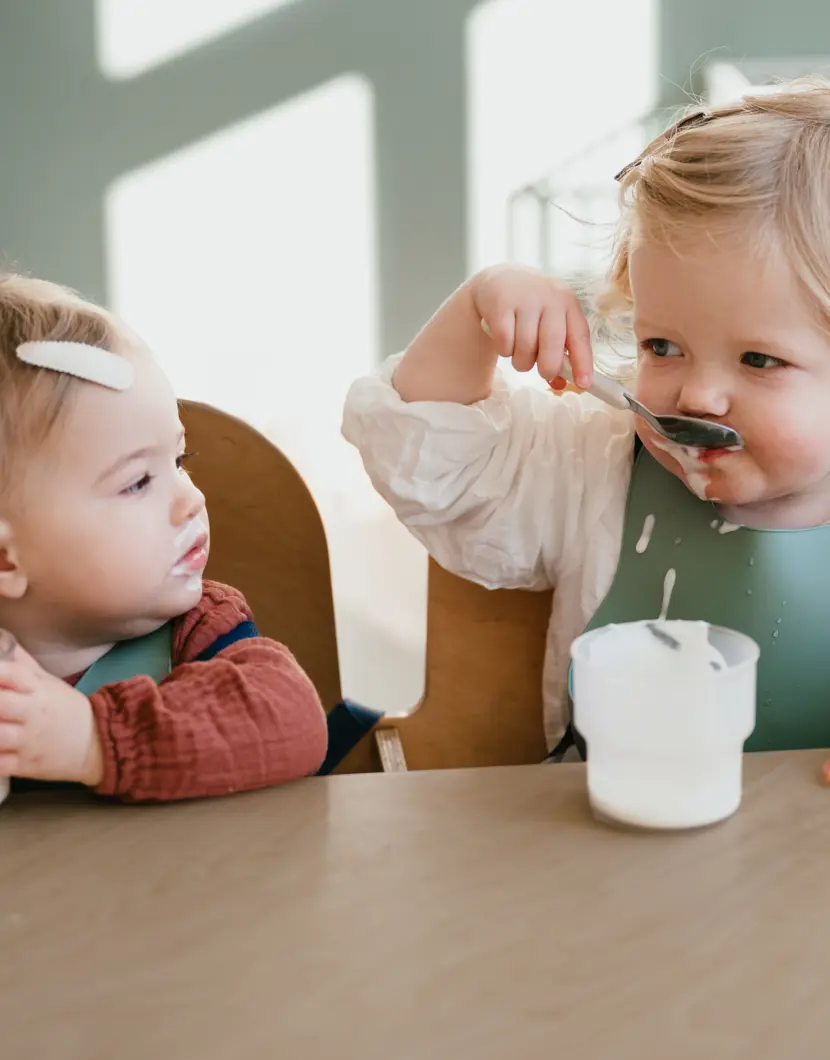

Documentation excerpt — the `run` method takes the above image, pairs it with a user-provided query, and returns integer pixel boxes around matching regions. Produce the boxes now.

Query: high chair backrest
[341,559,552,773]
[179,401,342,714]
[397,559,550,768]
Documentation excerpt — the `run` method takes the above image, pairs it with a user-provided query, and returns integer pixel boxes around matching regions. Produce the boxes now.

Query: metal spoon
[646,621,722,669]
[559,361,744,450]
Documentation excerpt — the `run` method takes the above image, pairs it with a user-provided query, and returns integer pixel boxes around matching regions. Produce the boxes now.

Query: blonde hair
[598,76,830,334]
[0,275,127,495]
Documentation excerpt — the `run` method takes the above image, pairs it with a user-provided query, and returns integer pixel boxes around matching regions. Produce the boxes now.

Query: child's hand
[0,631,104,787]
[472,265,594,388]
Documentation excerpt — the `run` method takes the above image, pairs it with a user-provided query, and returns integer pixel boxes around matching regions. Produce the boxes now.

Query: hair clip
[614,109,714,182]
[16,341,134,390]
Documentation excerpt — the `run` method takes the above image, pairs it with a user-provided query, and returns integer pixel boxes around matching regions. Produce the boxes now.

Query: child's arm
[393,264,594,404]
[344,265,632,592]
[87,583,327,802]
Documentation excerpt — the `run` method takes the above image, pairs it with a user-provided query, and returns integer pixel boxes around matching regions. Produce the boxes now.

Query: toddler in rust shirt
[0,274,327,803]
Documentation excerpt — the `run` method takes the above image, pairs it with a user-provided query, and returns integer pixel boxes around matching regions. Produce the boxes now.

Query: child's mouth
[171,532,209,577]
[696,447,737,464]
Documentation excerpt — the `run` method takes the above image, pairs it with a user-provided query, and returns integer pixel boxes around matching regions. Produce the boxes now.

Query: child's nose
[676,368,731,420]
[173,474,206,526]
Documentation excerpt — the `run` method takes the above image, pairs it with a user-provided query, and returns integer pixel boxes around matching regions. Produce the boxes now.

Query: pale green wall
[1,0,828,353]
[660,0,830,104]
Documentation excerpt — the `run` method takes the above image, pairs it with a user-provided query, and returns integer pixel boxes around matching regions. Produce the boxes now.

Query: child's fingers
[536,307,566,383]
[0,691,28,722]
[511,308,541,373]
[564,300,594,389]
[822,758,830,785]
[0,721,23,752]
[0,629,17,661]
[0,752,18,777]
[0,666,33,695]
[480,313,515,359]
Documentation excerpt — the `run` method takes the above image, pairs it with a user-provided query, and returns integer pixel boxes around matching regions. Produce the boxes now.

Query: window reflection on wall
[467,0,657,274]
[467,0,658,388]
[96,0,302,79]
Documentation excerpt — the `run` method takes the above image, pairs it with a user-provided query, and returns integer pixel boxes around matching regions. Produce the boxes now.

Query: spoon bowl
[559,362,744,451]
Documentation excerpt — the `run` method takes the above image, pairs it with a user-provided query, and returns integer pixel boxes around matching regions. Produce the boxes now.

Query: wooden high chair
[180,400,551,774]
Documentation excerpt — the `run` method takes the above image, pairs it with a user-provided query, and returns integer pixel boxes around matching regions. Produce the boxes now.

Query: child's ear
[0,520,27,599]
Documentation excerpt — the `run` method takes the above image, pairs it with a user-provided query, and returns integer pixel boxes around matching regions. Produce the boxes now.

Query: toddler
[0,275,327,802]
[344,77,830,760]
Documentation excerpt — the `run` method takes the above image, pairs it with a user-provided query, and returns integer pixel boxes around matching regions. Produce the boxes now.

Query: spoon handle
[559,359,632,412]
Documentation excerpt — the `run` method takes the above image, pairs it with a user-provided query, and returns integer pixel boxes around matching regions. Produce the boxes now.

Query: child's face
[6,348,209,642]
[630,228,830,526]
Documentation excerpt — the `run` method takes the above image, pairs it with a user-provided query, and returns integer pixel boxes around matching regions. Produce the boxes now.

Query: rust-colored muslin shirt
[85,580,327,803]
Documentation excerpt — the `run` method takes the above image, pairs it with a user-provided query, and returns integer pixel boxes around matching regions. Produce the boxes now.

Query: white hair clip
[15,341,134,392]
[16,341,134,391]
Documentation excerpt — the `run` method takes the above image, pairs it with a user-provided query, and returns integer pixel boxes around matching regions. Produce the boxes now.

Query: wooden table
[2,752,830,1059]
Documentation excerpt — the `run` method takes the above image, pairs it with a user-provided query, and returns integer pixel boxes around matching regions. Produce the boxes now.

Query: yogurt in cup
[571,620,759,830]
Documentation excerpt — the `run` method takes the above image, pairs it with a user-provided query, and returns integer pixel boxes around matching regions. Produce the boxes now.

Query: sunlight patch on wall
[96,0,301,80]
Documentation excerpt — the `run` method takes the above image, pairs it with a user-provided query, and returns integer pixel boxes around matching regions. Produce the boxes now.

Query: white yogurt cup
[571,621,759,830]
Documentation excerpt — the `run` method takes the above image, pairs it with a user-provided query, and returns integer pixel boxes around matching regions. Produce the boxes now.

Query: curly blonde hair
[597,76,830,335]
[0,275,128,494]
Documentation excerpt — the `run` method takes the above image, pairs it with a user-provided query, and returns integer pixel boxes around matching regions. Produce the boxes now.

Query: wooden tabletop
[2,752,830,1059]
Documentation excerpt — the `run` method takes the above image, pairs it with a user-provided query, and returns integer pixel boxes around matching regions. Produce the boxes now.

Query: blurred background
[2,0,829,713]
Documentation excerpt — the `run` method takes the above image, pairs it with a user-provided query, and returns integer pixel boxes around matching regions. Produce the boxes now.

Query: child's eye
[176,450,196,472]
[741,351,786,369]
[121,473,152,496]
[639,338,682,358]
